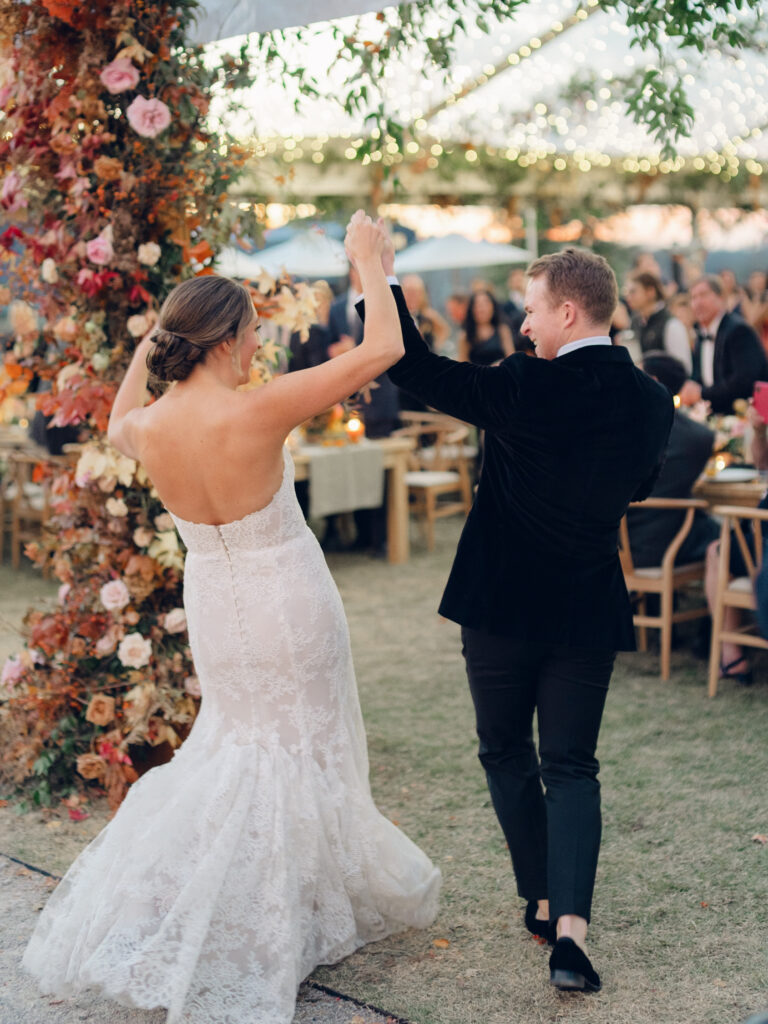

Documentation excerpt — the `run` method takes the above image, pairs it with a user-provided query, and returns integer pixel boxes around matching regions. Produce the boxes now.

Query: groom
[357,241,673,991]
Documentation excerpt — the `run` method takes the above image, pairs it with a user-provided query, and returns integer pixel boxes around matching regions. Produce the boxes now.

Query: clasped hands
[344,209,395,277]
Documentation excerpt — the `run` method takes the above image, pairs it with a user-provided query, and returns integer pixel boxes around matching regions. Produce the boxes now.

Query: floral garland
[0,0,310,809]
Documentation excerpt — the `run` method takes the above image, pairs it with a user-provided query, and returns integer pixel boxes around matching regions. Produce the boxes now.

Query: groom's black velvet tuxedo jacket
[361,286,673,652]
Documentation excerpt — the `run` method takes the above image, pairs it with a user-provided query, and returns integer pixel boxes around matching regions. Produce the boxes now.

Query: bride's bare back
[108,213,402,525]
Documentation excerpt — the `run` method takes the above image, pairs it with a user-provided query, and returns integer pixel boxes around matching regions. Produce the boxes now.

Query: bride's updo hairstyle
[147,275,254,391]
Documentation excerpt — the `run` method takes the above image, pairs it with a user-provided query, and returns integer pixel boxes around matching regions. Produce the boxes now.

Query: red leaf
[67,806,89,821]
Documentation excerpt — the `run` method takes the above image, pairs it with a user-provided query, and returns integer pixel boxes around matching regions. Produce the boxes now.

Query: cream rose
[100,578,130,611]
[40,257,59,284]
[133,526,154,547]
[91,350,110,372]
[163,608,187,634]
[95,625,123,658]
[53,315,79,343]
[105,497,128,517]
[137,241,161,267]
[154,512,174,532]
[127,313,150,338]
[9,300,37,339]
[117,632,152,670]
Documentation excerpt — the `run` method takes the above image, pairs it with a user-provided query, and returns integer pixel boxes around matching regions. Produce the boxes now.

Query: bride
[23,212,441,1023]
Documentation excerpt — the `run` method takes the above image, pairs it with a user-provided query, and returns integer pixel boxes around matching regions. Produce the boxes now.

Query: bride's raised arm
[249,212,403,438]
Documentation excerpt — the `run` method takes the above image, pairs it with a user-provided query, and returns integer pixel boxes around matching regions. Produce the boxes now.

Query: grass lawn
[2,520,768,1023]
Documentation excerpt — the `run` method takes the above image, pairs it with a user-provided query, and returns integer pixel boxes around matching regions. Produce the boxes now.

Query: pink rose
[163,608,187,634]
[100,578,130,612]
[183,674,201,697]
[1,171,27,212]
[99,58,140,95]
[57,583,71,605]
[127,96,171,139]
[1,656,24,689]
[117,632,152,670]
[86,234,113,266]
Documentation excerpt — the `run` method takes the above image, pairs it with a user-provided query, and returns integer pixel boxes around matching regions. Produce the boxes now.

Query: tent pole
[524,204,538,259]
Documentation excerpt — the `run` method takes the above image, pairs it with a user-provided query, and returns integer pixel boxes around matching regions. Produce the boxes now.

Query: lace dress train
[23,447,441,1023]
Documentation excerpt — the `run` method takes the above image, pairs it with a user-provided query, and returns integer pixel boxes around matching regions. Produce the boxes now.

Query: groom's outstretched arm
[356,285,520,432]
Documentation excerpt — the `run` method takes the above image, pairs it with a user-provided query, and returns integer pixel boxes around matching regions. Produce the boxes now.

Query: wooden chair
[7,451,64,574]
[708,504,768,697]
[393,417,474,550]
[618,497,710,681]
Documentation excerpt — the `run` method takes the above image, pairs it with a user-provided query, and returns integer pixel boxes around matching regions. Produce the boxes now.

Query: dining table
[291,435,415,564]
[693,466,767,511]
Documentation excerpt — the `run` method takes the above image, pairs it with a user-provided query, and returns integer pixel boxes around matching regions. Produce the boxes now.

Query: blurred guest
[746,270,767,302]
[328,267,399,438]
[458,289,514,364]
[505,267,526,310]
[717,267,742,314]
[287,281,333,372]
[668,291,696,349]
[624,273,692,372]
[444,292,469,360]
[704,403,768,683]
[741,271,768,353]
[400,274,449,352]
[329,268,398,557]
[678,275,768,414]
[627,351,718,568]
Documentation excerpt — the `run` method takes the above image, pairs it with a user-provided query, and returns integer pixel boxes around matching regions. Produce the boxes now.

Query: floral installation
[0,0,310,811]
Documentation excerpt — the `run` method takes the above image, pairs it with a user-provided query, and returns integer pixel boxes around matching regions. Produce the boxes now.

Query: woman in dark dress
[458,289,514,365]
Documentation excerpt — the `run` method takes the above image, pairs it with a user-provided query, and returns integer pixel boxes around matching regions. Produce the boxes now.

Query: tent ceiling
[207,2,768,164]
[190,1,387,45]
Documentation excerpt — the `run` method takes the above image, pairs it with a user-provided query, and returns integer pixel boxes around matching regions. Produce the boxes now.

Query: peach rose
[137,241,161,267]
[99,58,140,95]
[117,632,152,669]
[127,95,171,138]
[95,624,123,658]
[100,578,130,611]
[93,155,123,181]
[163,608,187,634]
[154,512,174,532]
[85,693,115,726]
[124,609,140,626]
[9,300,37,339]
[53,315,79,343]
[76,753,106,780]
[86,234,113,266]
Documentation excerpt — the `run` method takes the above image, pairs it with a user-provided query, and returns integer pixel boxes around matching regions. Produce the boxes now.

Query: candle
[345,416,364,443]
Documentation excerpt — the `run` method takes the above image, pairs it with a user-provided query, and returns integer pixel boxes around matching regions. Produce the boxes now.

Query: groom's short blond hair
[527,248,618,326]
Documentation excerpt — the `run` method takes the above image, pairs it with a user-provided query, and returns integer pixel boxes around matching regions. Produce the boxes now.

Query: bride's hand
[345,210,385,270]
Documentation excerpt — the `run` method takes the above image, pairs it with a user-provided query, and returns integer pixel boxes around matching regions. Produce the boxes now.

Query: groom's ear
[561,300,577,328]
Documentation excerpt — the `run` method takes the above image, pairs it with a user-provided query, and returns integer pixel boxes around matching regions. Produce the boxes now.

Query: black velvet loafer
[524,901,555,944]
[549,937,601,992]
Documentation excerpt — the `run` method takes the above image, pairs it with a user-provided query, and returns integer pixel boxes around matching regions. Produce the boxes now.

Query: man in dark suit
[627,351,718,568]
[679,275,768,414]
[328,266,400,438]
[359,243,673,991]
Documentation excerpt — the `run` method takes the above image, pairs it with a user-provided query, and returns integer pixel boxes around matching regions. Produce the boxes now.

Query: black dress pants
[461,627,615,924]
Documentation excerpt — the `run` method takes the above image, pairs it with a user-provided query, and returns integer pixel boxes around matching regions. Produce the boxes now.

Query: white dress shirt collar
[556,336,612,358]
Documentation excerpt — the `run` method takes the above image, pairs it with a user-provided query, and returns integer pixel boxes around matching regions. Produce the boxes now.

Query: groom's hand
[377,217,395,277]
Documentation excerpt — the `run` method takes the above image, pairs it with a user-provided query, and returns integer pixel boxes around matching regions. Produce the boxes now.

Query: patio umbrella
[394,235,531,274]
[216,229,349,279]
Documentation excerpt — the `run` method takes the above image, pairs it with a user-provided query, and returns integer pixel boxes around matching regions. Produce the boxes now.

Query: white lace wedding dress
[23,447,441,1023]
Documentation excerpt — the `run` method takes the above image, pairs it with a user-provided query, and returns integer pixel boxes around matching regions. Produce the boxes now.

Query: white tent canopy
[216,229,349,278]
[191,1,386,45]
[395,235,531,273]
